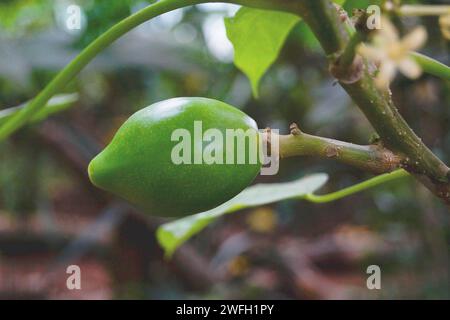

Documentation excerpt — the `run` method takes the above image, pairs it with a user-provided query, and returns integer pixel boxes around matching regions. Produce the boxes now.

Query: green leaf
[0,93,78,127]
[333,0,347,5]
[410,52,450,82]
[156,174,328,257]
[343,0,383,12]
[225,7,300,98]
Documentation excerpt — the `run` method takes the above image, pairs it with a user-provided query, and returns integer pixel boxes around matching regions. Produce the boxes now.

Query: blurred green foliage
[0,0,53,33]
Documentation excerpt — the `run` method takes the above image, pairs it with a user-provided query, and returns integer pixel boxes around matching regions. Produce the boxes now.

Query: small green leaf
[343,0,383,12]
[0,93,79,127]
[156,174,328,257]
[333,0,346,6]
[225,7,300,98]
[410,52,450,82]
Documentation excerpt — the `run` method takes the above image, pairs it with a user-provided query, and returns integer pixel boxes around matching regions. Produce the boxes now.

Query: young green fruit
[88,97,262,217]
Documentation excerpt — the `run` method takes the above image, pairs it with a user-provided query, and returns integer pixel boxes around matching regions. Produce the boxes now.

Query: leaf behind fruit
[157,173,328,258]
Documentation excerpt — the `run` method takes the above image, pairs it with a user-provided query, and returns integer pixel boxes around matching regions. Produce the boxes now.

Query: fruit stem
[277,123,402,174]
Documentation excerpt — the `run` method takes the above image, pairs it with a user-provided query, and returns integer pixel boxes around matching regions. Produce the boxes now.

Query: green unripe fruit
[88,97,262,217]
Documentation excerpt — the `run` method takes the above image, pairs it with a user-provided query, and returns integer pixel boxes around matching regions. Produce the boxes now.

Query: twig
[398,5,450,17]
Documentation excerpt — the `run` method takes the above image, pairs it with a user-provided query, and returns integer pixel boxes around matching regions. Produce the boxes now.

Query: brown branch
[289,0,450,204]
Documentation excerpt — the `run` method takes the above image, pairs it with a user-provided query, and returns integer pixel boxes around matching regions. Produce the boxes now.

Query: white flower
[358,17,427,88]
[439,14,450,40]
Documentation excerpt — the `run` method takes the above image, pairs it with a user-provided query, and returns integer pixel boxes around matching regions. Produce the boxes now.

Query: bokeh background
[0,0,448,299]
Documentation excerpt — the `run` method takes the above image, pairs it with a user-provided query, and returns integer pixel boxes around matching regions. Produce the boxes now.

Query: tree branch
[290,0,450,205]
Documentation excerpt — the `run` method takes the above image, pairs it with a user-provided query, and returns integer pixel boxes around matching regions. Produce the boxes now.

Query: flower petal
[398,57,422,79]
[401,26,427,51]
[439,14,450,40]
[375,61,397,88]
[358,44,386,61]
[379,16,399,44]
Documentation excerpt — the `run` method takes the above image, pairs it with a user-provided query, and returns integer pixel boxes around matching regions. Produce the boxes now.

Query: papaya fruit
[88,97,262,217]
